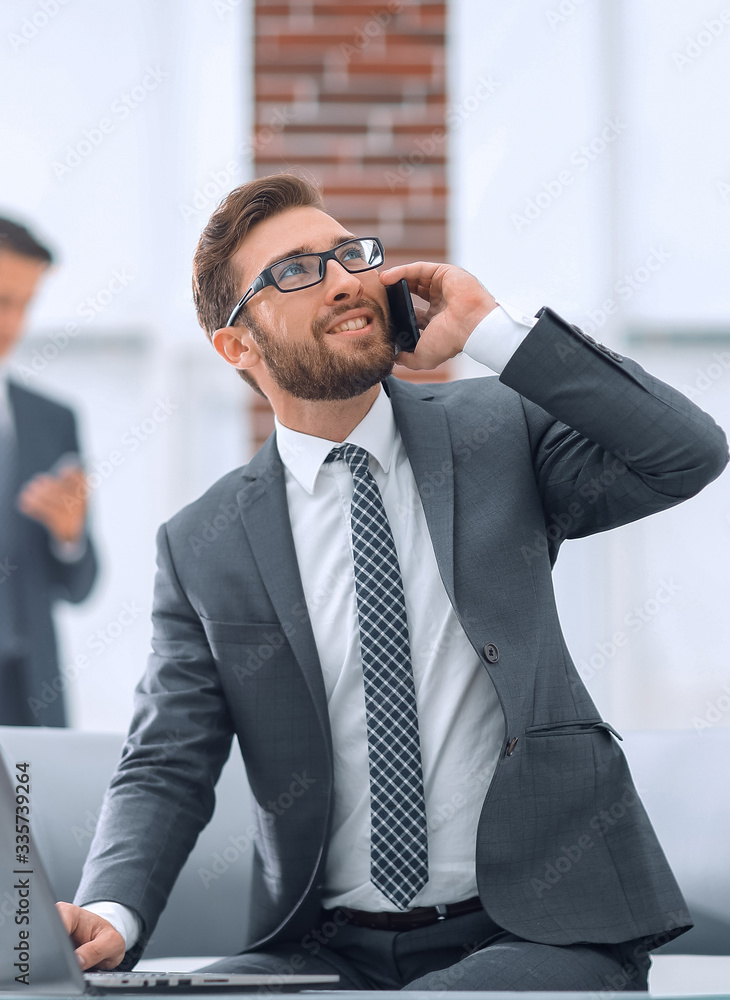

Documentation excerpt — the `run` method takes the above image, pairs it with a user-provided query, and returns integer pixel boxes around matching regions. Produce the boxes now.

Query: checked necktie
[326,443,429,908]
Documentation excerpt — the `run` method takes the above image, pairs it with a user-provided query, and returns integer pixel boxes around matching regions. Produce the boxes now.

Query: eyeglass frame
[224,236,385,328]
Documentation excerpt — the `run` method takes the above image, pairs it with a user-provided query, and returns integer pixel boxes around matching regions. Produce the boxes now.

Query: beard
[244,298,396,401]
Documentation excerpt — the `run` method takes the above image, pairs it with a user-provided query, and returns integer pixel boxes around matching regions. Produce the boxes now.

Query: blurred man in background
[0,216,97,727]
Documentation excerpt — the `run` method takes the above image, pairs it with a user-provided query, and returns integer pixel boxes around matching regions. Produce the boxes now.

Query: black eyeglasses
[225,236,385,327]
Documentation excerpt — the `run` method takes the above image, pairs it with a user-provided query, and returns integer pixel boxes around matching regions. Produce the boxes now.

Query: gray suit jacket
[0,382,97,727]
[75,308,728,967]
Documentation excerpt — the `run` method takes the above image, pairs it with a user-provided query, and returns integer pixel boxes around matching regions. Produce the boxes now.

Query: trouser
[197,907,651,991]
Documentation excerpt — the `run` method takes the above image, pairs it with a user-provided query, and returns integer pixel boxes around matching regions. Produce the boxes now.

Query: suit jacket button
[595,343,623,362]
[483,643,499,663]
[573,326,595,344]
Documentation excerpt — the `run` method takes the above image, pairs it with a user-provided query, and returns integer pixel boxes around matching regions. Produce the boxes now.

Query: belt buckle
[434,904,448,922]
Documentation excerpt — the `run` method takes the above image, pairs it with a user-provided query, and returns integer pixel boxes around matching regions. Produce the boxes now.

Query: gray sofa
[1,725,728,993]
[0,726,253,961]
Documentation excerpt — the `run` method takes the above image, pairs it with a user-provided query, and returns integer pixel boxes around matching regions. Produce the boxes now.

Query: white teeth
[332,316,369,334]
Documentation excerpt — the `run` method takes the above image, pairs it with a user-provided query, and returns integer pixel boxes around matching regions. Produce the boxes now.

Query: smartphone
[386,278,420,353]
[49,452,82,476]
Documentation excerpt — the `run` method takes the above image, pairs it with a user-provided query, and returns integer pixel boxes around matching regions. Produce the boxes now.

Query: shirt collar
[275,386,397,494]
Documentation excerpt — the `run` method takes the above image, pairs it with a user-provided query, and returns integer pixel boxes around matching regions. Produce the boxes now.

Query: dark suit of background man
[61,175,727,990]
[0,217,97,727]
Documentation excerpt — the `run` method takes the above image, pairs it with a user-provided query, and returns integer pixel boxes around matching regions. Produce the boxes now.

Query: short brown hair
[192,173,325,339]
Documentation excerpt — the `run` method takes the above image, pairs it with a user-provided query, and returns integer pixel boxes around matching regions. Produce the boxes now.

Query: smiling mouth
[329,316,372,335]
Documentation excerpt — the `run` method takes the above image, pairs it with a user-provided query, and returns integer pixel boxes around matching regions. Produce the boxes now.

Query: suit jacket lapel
[233,381,455,758]
[386,377,455,605]
[235,435,332,760]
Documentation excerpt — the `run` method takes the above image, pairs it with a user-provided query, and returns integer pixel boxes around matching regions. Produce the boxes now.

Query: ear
[212,326,262,371]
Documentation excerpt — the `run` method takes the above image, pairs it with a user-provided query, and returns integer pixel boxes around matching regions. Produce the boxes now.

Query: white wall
[1,0,254,729]
[451,0,730,730]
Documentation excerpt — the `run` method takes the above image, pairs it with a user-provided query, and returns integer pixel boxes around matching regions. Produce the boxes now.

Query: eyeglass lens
[271,238,383,290]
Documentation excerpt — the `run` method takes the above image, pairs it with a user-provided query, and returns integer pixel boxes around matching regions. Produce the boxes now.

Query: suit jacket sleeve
[74,523,234,970]
[497,306,728,548]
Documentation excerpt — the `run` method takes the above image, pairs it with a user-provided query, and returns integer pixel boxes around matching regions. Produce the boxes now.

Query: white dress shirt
[88,301,536,946]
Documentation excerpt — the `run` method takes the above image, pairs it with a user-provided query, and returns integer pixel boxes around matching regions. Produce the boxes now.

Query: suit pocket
[201,618,285,645]
[202,619,293,692]
[525,719,622,741]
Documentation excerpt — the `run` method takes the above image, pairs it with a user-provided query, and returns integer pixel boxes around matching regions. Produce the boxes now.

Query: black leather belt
[333,895,483,931]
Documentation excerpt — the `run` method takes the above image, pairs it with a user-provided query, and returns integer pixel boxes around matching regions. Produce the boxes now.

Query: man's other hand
[17,466,88,545]
[55,901,126,971]
[380,262,497,370]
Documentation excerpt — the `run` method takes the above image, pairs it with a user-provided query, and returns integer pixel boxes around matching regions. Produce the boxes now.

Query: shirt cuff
[81,901,142,952]
[462,300,537,374]
[51,534,88,563]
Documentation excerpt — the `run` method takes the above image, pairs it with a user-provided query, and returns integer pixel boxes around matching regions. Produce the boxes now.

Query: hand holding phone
[381,262,497,370]
[386,279,421,353]
[17,452,88,544]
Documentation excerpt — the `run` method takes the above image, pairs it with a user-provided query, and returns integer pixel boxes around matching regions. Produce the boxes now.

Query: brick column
[250,0,449,448]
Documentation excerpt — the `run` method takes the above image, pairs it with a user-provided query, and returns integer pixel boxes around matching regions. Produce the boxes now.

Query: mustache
[312,298,388,340]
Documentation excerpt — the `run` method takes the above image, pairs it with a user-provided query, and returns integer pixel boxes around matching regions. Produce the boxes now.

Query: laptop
[0,745,338,995]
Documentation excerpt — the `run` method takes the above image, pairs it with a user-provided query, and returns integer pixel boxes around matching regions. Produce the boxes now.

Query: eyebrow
[260,233,355,273]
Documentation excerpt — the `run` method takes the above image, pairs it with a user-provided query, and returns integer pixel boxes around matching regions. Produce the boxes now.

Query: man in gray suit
[0,217,97,727]
[61,175,727,989]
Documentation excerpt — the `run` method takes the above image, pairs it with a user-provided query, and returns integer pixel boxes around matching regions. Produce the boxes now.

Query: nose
[321,258,364,304]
